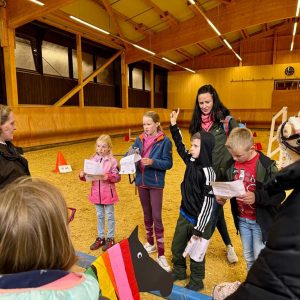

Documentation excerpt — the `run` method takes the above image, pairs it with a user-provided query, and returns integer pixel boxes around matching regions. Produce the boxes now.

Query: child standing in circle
[80,135,121,252]
[131,111,173,272]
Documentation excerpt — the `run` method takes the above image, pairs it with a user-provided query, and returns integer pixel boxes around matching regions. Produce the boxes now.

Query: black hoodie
[170,124,216,236]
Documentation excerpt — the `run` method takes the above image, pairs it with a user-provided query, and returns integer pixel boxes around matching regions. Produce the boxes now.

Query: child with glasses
[0,176,103,300]
[80,134,121,252]
[217,127,285,271]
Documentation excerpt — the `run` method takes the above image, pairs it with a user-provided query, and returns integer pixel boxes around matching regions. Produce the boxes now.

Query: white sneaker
[157,255,172,272]
[144,242,156,254]
[227,245,238,264]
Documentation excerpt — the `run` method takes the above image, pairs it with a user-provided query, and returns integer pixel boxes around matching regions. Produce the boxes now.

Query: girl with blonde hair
[0,176,100,299]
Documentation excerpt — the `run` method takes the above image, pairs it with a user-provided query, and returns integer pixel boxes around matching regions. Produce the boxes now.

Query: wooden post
[121,51,128,108]
[76,34,84,107]
[3,24,18,107]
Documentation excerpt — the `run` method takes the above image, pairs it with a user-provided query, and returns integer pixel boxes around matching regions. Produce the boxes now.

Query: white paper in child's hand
[84,159,103,175]
[119,154,141,174]
[183,237,210,262]
[211,180,245,198]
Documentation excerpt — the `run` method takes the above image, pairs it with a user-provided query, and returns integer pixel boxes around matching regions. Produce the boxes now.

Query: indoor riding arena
[1,1,300,300]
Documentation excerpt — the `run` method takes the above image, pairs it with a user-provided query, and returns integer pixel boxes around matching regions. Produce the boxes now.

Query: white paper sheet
[83,159,103,175]
[211,180,245,198]
[119,154,141,175]
[183,237,210,262]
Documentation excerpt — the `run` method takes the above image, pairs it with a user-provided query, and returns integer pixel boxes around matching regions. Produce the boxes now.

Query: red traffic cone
[53,151,68,173]
[253,131,257,137]
[254,142,263,151]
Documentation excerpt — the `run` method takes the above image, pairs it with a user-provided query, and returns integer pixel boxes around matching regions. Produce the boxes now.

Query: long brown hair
[0,177,77,274]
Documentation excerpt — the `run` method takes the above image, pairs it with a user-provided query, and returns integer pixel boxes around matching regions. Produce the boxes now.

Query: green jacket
[224,152,285,242]
[209,118,237,180]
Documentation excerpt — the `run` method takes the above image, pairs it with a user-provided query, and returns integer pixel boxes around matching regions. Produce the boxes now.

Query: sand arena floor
[24,128,272,299]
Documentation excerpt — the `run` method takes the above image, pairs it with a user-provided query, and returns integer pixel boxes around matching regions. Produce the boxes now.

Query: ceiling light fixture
[162,57,177,65]
[70,16,110,35]
[290,0,300,51]
[132,44,155,55]
[29,0,44,6]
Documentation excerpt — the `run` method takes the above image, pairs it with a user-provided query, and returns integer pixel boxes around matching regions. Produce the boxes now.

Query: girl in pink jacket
[80,135,121,252]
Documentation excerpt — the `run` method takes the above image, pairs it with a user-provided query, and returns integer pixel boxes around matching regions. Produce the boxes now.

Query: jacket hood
[194,131,215,166]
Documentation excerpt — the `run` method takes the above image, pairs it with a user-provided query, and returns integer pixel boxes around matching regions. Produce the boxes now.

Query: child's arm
[149,138,173,171]
[106,158,121,183]
[169,114,191,164]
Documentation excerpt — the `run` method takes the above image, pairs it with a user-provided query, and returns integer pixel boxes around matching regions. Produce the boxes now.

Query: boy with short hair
[218,127,285,271]
[169,109,216,291]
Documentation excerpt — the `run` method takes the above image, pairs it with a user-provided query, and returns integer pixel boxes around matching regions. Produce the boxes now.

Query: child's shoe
[185,280,204,291]
[102,237,115,251]
[157,255,172,272]
[90,237,105,250]
[227,245,238,264]
[144,242,157,253]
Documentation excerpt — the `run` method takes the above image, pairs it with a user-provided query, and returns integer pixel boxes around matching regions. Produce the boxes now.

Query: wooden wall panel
[128,88,150,107]
[13,107,171,148]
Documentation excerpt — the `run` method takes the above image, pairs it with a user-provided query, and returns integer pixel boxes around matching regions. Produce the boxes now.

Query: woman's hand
[170,108,180,126]
[141,158,153,166]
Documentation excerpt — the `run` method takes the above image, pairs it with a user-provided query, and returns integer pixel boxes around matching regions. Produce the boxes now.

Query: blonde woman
[0,177,101,300]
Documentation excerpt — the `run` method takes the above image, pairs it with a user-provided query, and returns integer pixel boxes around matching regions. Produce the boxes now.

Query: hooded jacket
[0,141,30,190]
[132,131,172,188]
[223,152,285,242]
[228,160,300,300]
[0,269,102,300]
[170,124,216,236]
[88,154,121,205]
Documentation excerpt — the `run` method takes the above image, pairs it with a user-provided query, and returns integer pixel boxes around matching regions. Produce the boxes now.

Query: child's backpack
[223,115,246,137]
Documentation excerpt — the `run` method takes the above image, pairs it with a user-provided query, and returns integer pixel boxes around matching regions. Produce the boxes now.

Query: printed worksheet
[211,180,245,198]
[183,237,210,262]
[119,153,141,174]
[84,159,103,175]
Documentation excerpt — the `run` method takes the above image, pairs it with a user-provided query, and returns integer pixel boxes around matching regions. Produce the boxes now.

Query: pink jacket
[88,154,121,205]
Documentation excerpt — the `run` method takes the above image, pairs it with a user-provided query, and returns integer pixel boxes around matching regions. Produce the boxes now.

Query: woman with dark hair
[189,84,238,264]
[0,105,30,189]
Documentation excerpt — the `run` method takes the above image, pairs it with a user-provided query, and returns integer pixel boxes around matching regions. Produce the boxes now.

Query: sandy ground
[24,128,271,299]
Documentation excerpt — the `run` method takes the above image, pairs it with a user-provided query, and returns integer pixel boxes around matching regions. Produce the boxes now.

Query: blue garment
[95,204,115,238]
[238,217,265,271]
[132,133,172,188]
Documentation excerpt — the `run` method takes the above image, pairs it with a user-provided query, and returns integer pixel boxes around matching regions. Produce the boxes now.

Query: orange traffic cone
[254,142,263,151]
[253,131,257,137]
[53,151,68,173]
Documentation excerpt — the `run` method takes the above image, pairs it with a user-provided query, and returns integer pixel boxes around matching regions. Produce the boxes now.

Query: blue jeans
[95,204,115,239]
[238,217,265,271]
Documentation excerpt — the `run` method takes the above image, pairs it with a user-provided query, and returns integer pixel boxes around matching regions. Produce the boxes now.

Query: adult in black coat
[227,159,300,299]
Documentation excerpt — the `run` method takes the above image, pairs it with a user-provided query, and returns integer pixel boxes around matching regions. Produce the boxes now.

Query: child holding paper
[79,135,121,251]
[217,127,285,271]
[170,109,216,291]
[131,111,173,272]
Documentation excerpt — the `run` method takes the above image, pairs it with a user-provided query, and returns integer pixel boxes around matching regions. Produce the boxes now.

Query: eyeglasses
[67,207,76,224]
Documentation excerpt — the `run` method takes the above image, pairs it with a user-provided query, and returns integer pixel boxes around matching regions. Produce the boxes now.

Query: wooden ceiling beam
[141,0,178,27]
[181,21,293,68]
[39,10,123,50]
[240,29,248,39]
[6,0,75,28]
[126,0,295,64]
[176,48,194,60]
[101,0,128,49]
[195,42,210,53]
[91,0,153,37]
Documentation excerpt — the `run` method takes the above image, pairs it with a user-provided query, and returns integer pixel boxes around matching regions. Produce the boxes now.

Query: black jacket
[228,160,300,300]
[0,141,30,190]
[224,152,285,242]
[170,124,216,236]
